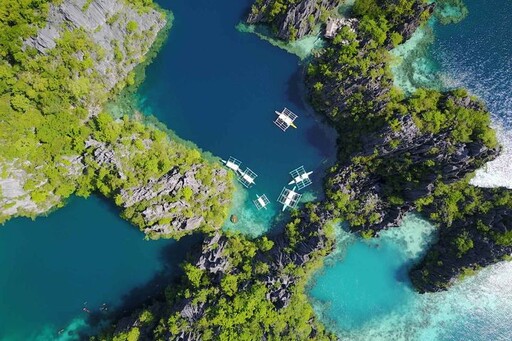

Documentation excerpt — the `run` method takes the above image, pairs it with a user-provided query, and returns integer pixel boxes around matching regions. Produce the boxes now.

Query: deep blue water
[136,0,337,234]
[430,0,512,128]
[0,197,195,340]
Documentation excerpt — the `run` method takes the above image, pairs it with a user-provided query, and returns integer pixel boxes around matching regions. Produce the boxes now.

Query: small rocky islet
[1,0,512,340]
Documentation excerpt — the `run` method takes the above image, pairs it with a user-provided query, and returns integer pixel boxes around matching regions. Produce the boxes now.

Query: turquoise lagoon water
[131,0,337,236]
[310,215,512,340]
[0,196,196,340]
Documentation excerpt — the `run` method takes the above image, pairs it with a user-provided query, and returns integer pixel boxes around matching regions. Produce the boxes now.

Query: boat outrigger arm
[274,108,298,131]
[288,171,313,186]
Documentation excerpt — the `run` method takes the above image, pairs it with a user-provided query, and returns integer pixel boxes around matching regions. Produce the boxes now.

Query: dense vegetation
[305,0,500,233]
[104,206,336,341]
[0,0,233,238]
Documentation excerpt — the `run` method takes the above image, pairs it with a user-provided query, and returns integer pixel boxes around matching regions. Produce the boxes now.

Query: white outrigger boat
[274,107,298,131]
[288,166,313,190]
[221,157,257,188]
[221,156,242,173]
[253,194,270,210]
[238,167,257,188]
[277,186,302,211]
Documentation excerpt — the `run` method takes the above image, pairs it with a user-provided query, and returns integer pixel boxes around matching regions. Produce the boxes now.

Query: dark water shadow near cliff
[81,233,203,338]
[284,68,309,112]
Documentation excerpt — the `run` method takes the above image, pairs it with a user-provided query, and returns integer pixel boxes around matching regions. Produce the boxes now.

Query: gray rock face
[87,137,229,237]
[411,188,512,293]
[25,0,166,90]
[327,112,499,233]
[247,0,340,40]
[1,0,166,220]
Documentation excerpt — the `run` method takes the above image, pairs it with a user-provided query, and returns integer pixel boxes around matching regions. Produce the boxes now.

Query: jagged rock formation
[247,0,341,40]
[111,206,335,339]
[411,188,512,292]
[25,0,166,90]
[85,129,231,238]
[327,110,499,233]
[392,0,435,44]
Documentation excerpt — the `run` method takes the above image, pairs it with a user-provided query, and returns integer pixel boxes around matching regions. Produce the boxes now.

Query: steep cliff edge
[411,187,512,292]
[106,204,336,340]
[25,0,166,91]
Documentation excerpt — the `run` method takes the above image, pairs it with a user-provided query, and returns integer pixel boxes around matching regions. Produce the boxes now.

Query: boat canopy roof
[274,107,298,131]
[277,187,301,209]
[253,194,270,210]
[289,166,312,190]
[238,167,257,188]
[225,156,242,171]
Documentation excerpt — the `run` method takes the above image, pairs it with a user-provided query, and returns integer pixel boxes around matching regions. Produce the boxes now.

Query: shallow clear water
[0,196,194,340]
[309,215,512,340]
[133,0,337,236]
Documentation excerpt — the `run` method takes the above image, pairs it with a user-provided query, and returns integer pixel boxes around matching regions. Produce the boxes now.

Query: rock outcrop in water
[110,205,336,340]
[247,0,340,40]
[1,0,167,220]
[25,0,166,90]
[1,0,233,240]
[327,107,499,234]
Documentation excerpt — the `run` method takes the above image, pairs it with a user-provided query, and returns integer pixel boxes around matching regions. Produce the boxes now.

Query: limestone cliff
[1,0,233,239]
[25,0,166,90]
[247,0,341,40]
